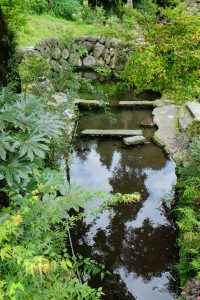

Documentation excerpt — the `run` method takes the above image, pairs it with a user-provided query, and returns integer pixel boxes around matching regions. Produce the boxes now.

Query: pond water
[70,108,178,300]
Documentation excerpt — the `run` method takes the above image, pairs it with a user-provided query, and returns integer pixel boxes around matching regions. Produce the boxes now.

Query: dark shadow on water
[70,109,178,300]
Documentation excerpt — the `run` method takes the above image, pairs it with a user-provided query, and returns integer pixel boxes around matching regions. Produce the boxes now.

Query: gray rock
[153,105,188,160]
[110,56,116,69]
[62,49,70,60]
[60,58,70,69]
[86,36,99,43]
[105,40,111,48]
[93,42,105,58]
[97,57,105,67]
[43,47,52,59]
[110,48,115,57]
[179,107,193,132]
[105,54,111,65]
[74,36,87,42]
[83,56,96,68]
[99,37,106,44]
[82,41,94,52]
[123,136,146,146]
[110,38,121,47]
[49,59,62,72]
[83,71,99,80]
[69,53,82,67]
[52,47,62,60]
[187,102,200,121]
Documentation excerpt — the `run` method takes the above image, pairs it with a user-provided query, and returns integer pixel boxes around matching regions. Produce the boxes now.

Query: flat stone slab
[81,129,143,137]
[123,135,146,146]
[75,99,157,107]
[187,102,200,121]
[119,101,157,107]
[153,105,188,160]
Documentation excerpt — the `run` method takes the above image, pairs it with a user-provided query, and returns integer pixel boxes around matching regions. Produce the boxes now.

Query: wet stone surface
[70,108,178,300]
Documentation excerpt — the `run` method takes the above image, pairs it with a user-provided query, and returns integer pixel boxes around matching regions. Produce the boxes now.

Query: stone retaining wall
[21,36,131,75]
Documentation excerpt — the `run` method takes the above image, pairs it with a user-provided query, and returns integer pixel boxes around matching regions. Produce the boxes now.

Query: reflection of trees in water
[75,137,92,162]
[121,218,177,281]
[110,164,148,195]
[72,133,177,298]
[72,209,177,298]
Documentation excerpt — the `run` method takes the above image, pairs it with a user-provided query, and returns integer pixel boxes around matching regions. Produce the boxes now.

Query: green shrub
[120,4,200,103]
[79,5,106,24]
[0,168,104,299]
[24,0,49,14]
[0,89,65,190]
[176,137,200,288]
[52,0,82,20]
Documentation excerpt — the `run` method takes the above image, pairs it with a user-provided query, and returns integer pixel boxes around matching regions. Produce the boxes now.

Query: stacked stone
[29,36,128,74]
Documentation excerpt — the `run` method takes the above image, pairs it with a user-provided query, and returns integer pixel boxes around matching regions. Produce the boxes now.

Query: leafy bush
[0,168,104,299]
[121,4,200,103]
[52,0,82,20]
[24,0,49,14]
[176,137,200,291]
[0,90,64,189]
[79,5,106,24]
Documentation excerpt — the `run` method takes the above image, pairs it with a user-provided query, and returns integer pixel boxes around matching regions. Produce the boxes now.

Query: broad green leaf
[0,132,13,161]
[14,134,50,161]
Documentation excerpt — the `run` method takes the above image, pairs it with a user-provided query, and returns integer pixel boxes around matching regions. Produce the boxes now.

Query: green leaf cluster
[121,4,200,103]
[0,90,64,187]
[0,168,104,299]
[175,137,200,291]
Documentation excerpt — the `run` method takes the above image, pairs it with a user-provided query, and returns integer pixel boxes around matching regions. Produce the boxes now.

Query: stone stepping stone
[81,129,143,137]
[123,135,146,146]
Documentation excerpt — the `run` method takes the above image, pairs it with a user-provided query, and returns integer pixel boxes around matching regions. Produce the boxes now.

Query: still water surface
[70,108,178,300]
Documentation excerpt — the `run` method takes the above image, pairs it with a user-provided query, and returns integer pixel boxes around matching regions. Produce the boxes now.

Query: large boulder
[123,136,146,146]
[93,42,105,58]
[83,56,96,68]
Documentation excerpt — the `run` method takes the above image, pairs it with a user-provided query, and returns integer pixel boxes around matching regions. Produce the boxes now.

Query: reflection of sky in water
[117,268,176,300]
[126,160,177,228]
[70,138,177,300]
[71,145,113,192]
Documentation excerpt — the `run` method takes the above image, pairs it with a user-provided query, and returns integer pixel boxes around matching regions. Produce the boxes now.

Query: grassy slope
[18,14,99,48]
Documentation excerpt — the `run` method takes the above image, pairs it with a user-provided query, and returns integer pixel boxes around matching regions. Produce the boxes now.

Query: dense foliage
[0,89,67,189]
[0,0,26,88]
[0,165,104,299]
[0,88,106,299]
[176,136,200,299]
[121,4,200,103]
[24,0,83,20]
